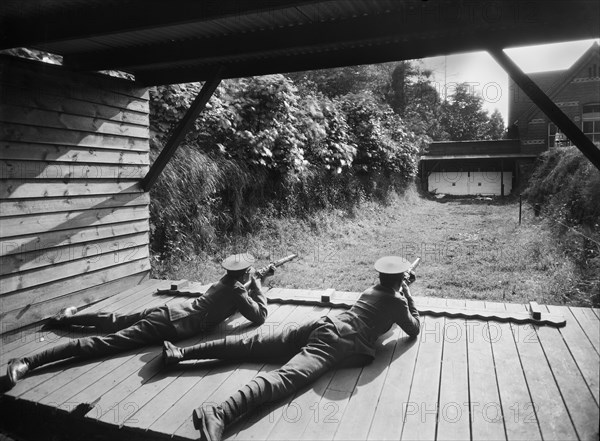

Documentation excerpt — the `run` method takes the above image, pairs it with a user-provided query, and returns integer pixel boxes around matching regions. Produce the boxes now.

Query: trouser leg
[25,308,176,370]
[23,340,80,369]
[182,320,316,361]
[219,320,344,425]
[62,307,159,332]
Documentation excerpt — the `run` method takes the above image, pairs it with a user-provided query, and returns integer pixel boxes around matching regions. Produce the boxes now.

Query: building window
[583,103,600,146]
[548,123,573,147]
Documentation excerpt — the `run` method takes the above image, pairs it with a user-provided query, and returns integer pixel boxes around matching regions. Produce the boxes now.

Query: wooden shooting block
[321,288,335,303]
[529,301,542,320]
[170,279,189,291]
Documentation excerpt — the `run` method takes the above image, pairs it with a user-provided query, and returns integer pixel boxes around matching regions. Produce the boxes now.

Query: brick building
[421,42,600,196]
[509,41,600,153]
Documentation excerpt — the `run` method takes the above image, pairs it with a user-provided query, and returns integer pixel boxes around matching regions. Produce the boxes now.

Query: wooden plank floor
[1,279,598,441]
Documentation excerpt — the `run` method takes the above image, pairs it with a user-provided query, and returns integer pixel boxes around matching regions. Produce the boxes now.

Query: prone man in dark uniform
[6,253,270,388]
[162,255,421,441]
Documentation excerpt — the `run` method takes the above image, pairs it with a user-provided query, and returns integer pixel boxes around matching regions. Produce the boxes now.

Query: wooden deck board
[332,327,400,441]
[569,306,600,355]
[401,297,445,441]
[537,305,599,440]
[366,323,422,440]
[436,315,470,441]
[301,365,362,440]
[547,304,600,406]
[484,301,542,441]
[505,302,578,440]
[465,299,506,441]
[2,281,598,441]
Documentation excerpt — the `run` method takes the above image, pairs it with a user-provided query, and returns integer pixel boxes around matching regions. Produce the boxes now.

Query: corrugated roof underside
[34,0,399,55]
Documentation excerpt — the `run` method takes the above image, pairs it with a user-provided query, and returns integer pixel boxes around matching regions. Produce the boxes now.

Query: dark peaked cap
[374,256,411,274]
[222,253,256,271]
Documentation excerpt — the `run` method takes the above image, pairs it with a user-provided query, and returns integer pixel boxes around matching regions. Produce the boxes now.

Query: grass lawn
[152,187,595,307]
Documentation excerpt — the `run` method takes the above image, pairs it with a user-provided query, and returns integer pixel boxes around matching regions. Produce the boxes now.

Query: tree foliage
[341,92,418,181]
[439,83,505,141]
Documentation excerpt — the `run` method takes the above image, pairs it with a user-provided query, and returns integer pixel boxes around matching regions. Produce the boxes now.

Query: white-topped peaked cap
[374,256,412,274]
[222,253,256,271]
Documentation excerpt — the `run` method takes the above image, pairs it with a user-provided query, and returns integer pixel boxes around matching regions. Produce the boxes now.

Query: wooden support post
[500,159,504,197]
[141,69,223,191]
[519,194,522,225]
[489,48,600,171]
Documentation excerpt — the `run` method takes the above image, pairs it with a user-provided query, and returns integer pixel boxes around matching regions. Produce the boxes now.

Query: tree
[286,63,401,102]
[340,92,419,184]
[299,92,357,172]
[439,83,492,140]
[484,109,506,140]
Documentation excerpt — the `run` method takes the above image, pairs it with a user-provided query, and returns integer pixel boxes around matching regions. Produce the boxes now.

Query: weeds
[152,183,597,307]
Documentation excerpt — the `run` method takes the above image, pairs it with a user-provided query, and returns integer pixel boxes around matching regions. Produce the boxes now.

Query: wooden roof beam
[489,48,600,171]
[141,68,222,191]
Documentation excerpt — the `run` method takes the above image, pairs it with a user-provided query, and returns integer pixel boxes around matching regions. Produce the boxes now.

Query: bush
[300,92,357,172]
[526,147,600,226]
[525,147,600,306]
[149,77,421,260]
[341,92,420,199]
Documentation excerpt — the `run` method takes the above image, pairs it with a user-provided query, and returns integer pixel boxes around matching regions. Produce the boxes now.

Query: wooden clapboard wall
[0,55,151,332]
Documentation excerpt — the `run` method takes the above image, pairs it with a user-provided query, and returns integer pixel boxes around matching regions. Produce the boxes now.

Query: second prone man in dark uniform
[162,255,421,441]
[6,252,270,388]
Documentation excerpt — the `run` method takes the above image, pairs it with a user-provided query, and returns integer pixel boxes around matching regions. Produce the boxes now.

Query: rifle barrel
[273,254,298,266]
[410,257,421,271]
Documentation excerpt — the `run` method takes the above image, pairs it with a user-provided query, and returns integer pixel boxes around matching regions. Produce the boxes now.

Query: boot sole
[193,407,211,441]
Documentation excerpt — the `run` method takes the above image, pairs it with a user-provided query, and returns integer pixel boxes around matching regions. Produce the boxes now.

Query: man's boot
[7,359,30,388]
[193,404,225,441]
[162,341,184,366]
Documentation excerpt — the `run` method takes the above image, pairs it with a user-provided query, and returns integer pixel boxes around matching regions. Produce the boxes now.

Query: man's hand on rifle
[403,270,416,285]
[401,280,413,299]
[249,273,262,293]
[264,263,276,278]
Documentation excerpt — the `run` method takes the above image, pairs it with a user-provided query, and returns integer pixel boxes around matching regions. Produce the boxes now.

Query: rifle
[403,257,421,284]
[244,253,298,290]
[156,254,298,297]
